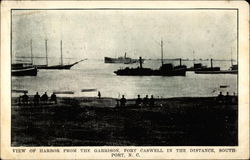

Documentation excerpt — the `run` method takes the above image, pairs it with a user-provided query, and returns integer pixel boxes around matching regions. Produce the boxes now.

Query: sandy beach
[11,96,237,146]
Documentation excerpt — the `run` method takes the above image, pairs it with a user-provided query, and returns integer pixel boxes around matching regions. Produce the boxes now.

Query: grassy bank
[11,96,237,146]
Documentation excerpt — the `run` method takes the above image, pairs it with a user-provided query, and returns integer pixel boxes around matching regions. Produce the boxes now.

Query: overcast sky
[12,9,237,60]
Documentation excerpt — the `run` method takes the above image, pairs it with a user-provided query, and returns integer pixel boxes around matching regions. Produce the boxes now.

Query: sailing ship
[12,40,38,76]
[37,40,84,69]
[114,40,187,76]
[104,52,143,64]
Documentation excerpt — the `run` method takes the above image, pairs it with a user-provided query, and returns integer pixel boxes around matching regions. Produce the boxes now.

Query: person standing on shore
[136,94,142,107]
[98,91,101,99]
[120,95,126,108]
[50,92,57,104]
[225,92,231,104]
[41,92,48,104]
[22,92,29,104]
[143,95,149,106]
[217,92,224,104]
[149,95,155,107]
[33,92,40,105]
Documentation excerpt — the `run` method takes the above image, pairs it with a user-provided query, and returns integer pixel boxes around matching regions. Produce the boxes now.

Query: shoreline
[11,96,238,146]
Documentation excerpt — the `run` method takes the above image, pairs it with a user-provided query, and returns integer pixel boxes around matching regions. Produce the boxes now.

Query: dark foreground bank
[11,97,237,146]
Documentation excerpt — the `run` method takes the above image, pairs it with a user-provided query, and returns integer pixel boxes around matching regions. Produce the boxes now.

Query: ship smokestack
[139,57,142,69]
[179,58,182,66]
[210,58,213,68]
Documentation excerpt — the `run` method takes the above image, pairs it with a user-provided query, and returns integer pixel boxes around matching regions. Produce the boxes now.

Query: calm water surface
[12,59,237,98]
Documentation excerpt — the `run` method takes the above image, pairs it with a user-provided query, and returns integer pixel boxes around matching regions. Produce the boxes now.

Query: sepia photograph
[1,1,249,159]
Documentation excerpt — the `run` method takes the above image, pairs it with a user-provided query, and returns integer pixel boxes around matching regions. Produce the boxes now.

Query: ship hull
[36,60,85,70]
[195,67,220,72]
[114,68,186,76]
[104,57,142,64]
[37,64,74,69]
[195,70,238,74]
[12,67,37,76]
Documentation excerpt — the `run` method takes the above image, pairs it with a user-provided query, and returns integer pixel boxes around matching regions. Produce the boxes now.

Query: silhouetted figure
[98,91,101,99]
[136,95,142,106]
[217,92,224,104]
[143,95,149,106]
[120,95,126,108]
[22,92,29,104]
[41,92,48,104]
[231,92,238,104]
[50,92,57,104]
[149,95,155,107]
[225,92,231,104]
[33,92,40,105]
[18,96,22,105]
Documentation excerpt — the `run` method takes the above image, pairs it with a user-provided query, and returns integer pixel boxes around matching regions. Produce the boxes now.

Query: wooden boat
[12,40,38,76]
[114,40,187,76]
[36,40,85,69]
[37,59,85,69]
[12,63,37,76]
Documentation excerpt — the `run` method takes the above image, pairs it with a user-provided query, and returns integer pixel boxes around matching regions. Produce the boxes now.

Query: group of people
[19,92,57,105]
[119,94,155,108]
[217,92,238,104]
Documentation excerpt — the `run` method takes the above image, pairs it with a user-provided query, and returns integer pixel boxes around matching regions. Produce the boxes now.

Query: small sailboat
[37,40,85,69]
[12,39,38,76]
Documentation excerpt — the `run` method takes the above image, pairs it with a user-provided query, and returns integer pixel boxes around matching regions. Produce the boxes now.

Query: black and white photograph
[11,8,239,146]
[1,1,249,159]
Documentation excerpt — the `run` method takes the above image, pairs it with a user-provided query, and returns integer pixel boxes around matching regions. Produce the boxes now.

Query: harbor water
[12,59,237,98]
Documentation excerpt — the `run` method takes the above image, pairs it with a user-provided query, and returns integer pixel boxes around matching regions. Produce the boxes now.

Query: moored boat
[36,40,84,69]
[12,63,37,76]
[114,40,187,76]
[104,52,143,64]
[195,58,237,74]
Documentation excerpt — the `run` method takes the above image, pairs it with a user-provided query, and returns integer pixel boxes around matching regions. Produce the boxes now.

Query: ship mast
[230,48,233,66]
[210,58,213,68]
[193,50,195,65]
[45,39,48,66]
[60,40,63,65]
[30,39,33,64]
[161,40,164,65]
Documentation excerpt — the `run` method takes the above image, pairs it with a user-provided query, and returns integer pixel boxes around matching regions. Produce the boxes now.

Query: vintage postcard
[1,0,249,159]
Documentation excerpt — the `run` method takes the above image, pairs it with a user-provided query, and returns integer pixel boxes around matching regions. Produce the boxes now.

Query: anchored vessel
[104,52,143,64]
[12,40,38,76]
[12,63,37,76]
[114,40,187,76]
[37,40,84,69]
[195,58,237,74]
